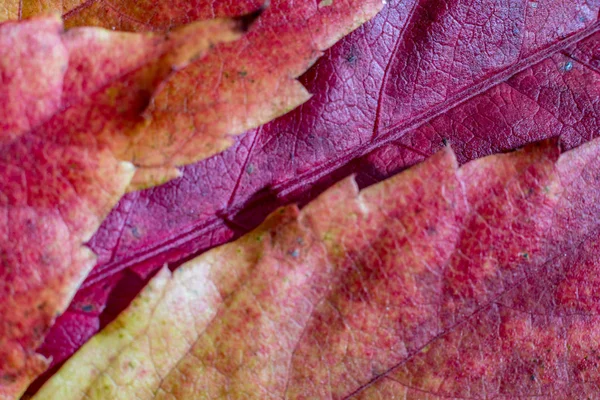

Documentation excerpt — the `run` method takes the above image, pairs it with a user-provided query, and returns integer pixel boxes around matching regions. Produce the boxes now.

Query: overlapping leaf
[6,0,384,189]
[0,14,250,398]
[85,0,600,275]
[43,0,600,376]
[33,134,600,398]
[123,0,382,189]
[1,2,385,396]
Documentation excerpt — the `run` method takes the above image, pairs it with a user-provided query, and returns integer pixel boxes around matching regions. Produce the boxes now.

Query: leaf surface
[6,1,384,190]
[2,0,263,29]
[34,134,600,399]
[1,2,383,395]
[0,14,247,398]
[122,0,382,189]
[43,0,600,376]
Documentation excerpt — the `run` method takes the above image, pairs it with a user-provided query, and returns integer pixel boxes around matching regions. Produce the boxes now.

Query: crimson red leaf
[44,0,600,388]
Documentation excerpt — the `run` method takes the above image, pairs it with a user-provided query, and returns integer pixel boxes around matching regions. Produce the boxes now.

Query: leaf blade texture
[6,0,599,392]
[0,14,249,398]
[44,0,600,368]
[6,1,384,189]
[85,0,600,281]
[0,2,384,395]
[35,134,600,399]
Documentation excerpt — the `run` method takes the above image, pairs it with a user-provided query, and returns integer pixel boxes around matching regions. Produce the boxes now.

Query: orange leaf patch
[2,1,385,189]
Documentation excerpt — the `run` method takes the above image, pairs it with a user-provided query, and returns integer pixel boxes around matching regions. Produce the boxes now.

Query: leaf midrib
[84,16,600,291]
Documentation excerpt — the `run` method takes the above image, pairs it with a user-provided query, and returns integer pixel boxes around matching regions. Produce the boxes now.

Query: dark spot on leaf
[81,304,94,312]
[247,164,255,174]
[33,325,42,337]
[40,252,52,265]
[290,249,299,258]
[131,226,141,239]
[0,251,11,271]
[25,219,35,231]
[131,89,152,114]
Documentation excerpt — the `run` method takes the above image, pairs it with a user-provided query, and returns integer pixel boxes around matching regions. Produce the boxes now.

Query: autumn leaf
[0,13,253,398]
[5,0,384,189]
[124,0,383,189]
[43,0,600,375]
[31,134,600,398]
[1,2,384,396]
[2,0,263,29]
